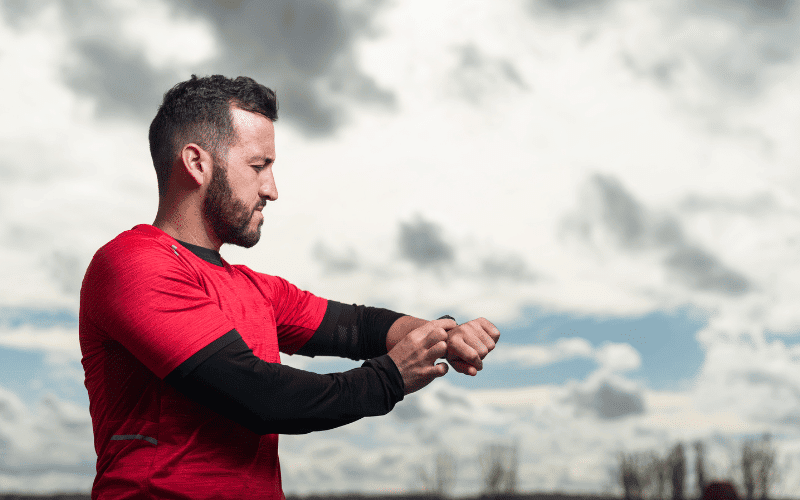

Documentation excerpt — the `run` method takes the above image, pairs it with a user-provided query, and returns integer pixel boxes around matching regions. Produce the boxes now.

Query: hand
[444,318,500,376]
[387,318,455,395]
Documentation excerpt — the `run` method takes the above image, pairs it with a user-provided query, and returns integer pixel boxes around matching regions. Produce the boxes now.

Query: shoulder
[85,225,189,285]
[230,264,289,292]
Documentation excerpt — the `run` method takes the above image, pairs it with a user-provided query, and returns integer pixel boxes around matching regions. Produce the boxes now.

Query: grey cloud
[173,0,395,136]
[434,390,471,410]
[569,174,683,250]
[533,0,616,14]
[1,0,394,136]
[63,40,171,122]
[341,453,402,481]
[0,392,94,479]
[451,44,528,104]
[391,397,427,421]
[565,174,751,296]
[312,242,359,274]
[680,192,778,216]
[481,254,537,282]
[621,53,684,89]
[666,245,750,295]
[398,216,454,268]
[42,250,87,296]
[569,380,645,419]
[656,1,800,96]
[525,0,800,97]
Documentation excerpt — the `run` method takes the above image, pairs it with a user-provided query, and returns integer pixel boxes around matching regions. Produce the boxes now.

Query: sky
[2,0,800,496]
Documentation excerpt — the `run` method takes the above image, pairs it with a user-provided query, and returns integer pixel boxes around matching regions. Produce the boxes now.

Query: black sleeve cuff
[295,301,405,360]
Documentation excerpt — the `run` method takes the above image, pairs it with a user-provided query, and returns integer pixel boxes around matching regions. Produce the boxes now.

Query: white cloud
[115,0,218,70]
[5,0,800,496]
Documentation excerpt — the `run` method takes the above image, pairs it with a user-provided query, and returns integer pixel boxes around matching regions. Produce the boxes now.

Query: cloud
[532,0,617,15]
[312,241,359,274]
[41,250,85,296]
[568,377,645,419]
[0,387,94,492]
[563,173,751,296]
[0,0,392,136]
[449,44,529,104]
[491,338,642,383]
[491,338,595,367]
[480,253,537,282]
[665,245,750,295]
[0,307,77,330]
[625,0,800,98]
[168,0,395,136]
[63,39,174,121]
[2,0,219,123]
[398,216,455,268]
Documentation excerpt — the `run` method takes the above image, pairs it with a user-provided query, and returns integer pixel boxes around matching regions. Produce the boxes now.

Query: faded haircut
[148,75,278,197]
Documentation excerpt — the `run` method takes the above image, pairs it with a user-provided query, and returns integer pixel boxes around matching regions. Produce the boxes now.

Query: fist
[444,317,500,376]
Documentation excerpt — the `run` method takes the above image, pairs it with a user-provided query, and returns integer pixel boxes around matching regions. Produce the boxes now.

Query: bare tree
[618,450,669,500]
[418,450,457,497]
[742,439,757,500]
[757,434,776,500]
[741,433,777,500]
[669,443,685,500]
[435,451,457,497]
[695,441,706,498]
[480,443,518,497]
[652,454,669,500]
[619,452,643,500]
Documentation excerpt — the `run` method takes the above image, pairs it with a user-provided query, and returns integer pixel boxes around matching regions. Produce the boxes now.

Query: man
[79,75,500,499]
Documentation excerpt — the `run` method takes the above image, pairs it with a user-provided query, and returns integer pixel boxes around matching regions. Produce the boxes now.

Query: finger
[423,328,448,349]
[472,327,497,352]
[448,336,483,371]
[433,361,449,377]
[430,318,458,330]
[447,357,477,376]
[427,340,448,361]
[475,317,501,341]
[460,332,490,359]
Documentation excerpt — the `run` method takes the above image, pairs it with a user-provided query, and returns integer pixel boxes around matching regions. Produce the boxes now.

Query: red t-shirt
[79,224,328,499]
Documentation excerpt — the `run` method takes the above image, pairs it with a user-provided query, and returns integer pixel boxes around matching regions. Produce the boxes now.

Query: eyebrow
[246,156,274,165]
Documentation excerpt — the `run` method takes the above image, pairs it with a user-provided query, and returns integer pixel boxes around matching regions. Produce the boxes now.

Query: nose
[259,168,278,201]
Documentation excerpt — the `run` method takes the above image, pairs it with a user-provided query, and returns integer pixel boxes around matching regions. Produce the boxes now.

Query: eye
[252,165,265,172]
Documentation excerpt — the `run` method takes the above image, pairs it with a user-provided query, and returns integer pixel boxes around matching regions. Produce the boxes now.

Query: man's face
[202,107,277,248]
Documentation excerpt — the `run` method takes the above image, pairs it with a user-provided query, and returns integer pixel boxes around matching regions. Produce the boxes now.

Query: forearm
[295,301,405,360]
[166,331,405,435]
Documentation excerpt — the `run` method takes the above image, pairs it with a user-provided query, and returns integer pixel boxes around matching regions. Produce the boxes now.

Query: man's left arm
[294,301,501,375]
[386,315,501,376]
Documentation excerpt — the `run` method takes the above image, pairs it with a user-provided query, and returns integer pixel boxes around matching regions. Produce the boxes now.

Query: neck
[153,196,222,251]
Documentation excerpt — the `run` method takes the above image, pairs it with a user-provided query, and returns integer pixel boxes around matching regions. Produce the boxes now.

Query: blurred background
[2,0,800,497]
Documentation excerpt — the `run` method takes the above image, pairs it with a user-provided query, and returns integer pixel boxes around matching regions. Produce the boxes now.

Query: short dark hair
[148,75,278,197]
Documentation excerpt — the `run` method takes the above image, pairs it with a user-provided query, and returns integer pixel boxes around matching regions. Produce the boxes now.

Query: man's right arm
[164,329,403,435]
[164,321,450,435]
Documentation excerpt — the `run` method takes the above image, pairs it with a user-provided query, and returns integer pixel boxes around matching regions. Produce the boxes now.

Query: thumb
[434,362,449,377]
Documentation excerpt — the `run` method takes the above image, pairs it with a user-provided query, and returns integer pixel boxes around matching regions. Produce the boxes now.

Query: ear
[179,143,212,187]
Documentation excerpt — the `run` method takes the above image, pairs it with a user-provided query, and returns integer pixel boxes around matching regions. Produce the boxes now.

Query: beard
[203,158,263,248]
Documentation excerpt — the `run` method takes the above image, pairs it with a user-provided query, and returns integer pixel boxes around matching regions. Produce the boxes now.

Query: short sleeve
[258,275,328,355]
[81,236,234,379]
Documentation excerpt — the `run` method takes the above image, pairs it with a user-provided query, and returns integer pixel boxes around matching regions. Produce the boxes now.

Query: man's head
[149,75,279,248]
